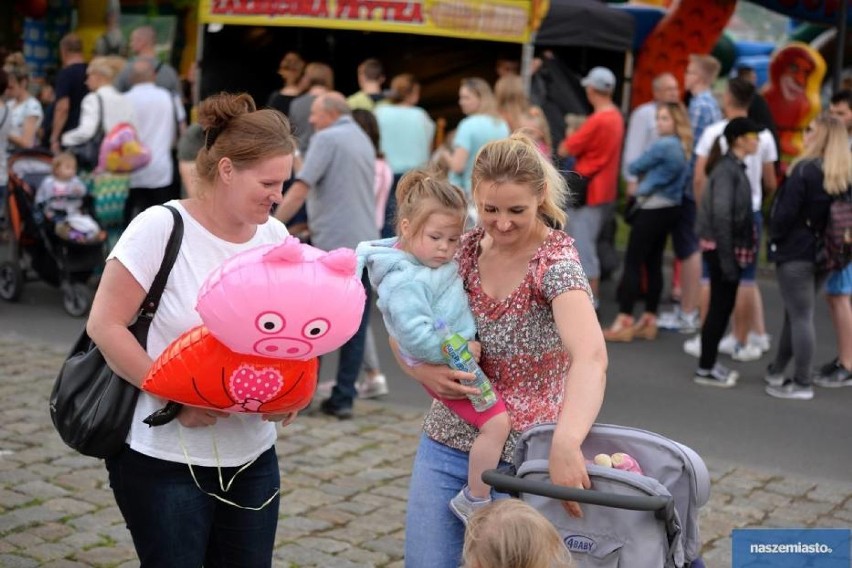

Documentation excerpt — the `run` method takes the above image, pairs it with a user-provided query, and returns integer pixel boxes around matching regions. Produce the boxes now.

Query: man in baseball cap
[580,66,616,93]
[558,65,623,301]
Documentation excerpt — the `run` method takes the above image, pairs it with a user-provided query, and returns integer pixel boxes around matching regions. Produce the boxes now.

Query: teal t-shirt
[449,114,510,194]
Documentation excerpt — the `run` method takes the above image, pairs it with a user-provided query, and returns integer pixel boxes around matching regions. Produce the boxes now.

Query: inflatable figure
[762,42,826,162]
[630,0,737,109]
[142,237,366,415]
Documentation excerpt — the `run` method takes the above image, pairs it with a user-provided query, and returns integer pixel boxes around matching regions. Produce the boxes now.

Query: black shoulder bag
[67,93,104,171]
[49,205,184,458]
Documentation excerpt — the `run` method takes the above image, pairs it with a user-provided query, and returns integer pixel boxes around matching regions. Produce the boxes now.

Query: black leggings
[699,250,740,370]
[617,205,681,316]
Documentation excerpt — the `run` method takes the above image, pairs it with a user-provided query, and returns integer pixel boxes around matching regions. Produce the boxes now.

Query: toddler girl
[35,152,103,242]
[356,169,511,525]
[462,499,574,568]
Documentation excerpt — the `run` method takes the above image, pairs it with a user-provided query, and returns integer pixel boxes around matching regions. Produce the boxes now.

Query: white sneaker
[657,309,682,330]
[356,374,389,399]
[449,487,491,526]
[683,335,701,358]
[693,363,739,388]
[731,343,763,362]
[748,332,771,353]
[679,310,700,334]
[764,365,786,387]
[718,334,737,355]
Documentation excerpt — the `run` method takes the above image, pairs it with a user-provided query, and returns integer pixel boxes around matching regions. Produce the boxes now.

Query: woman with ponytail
[88,93,298,566]
[394,133,607,568]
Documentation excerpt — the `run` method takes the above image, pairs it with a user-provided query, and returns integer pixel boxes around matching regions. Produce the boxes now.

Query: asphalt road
[2,270,850,483]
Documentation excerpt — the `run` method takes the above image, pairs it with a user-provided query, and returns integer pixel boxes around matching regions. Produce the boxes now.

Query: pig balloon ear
[319,248,357,276]
[264,236,304,263]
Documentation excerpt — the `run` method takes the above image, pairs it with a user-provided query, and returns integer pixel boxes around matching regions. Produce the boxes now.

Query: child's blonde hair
[518,105,552,151]
[52,152,77,174]
[463,500,574,568]
[471,132,568,229]
[395,168,468,240]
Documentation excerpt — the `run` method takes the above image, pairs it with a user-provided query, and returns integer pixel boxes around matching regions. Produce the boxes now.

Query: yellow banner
[199,0,536,43]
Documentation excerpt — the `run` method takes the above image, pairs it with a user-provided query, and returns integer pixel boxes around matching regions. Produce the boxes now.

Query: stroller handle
[483,469,673,513]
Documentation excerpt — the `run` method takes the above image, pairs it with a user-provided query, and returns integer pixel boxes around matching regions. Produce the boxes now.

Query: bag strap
[95,93,104,137]
[139,205,184,317]
[0,104,8,130]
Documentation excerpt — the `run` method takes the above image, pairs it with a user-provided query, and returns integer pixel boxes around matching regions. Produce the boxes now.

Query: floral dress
[421,226,591,462]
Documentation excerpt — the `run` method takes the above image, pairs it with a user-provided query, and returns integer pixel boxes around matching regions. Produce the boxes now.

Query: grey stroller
[483,423,710,568]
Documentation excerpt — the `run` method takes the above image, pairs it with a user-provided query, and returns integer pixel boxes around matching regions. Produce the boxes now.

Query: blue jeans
[327,272,373,410]
[105,445,280,567]
[404,434,508,568]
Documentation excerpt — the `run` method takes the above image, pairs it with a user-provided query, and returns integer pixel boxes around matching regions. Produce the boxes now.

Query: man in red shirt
[558,67,625,299]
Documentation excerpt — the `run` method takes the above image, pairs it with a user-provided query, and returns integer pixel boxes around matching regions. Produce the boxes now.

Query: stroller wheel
[0,261,23,302]
[62,282,91,317]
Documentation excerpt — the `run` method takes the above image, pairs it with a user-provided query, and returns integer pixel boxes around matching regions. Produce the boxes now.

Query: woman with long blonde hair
[440,77,509,200]
[766,113,852,398]
[603,102,692,342]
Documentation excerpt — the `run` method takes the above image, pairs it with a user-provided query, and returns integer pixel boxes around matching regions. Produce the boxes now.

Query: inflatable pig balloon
[141,237,365,415]
[197,236,366,359]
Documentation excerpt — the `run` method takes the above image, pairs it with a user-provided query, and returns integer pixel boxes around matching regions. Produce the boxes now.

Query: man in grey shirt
[275,92,378,419]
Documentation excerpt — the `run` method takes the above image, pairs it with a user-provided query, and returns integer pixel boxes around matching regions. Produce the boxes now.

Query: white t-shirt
[125,83,185,189]
[8,96,43,151]
[108,201,289,466]
[695,119,778,211]
[0,102,12,185]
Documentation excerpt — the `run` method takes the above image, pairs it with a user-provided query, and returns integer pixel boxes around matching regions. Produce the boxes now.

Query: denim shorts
[671,197,699,259]
[825,263,852,295]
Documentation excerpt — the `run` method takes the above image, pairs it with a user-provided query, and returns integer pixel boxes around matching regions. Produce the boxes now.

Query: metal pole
[521,37,536,97]
[833,0,848,93]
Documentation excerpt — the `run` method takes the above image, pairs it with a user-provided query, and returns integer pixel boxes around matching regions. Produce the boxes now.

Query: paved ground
[0,335,851,568]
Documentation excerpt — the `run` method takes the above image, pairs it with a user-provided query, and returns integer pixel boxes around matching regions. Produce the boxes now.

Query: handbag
[623,196,643,225]
[563,170,590,208]
[49,205,184,458]
[67,93,104,171]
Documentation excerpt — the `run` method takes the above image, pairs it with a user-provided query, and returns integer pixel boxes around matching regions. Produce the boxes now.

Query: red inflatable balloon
[142,326,318,414]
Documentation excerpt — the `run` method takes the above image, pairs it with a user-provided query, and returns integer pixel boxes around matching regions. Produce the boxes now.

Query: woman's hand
[548,439,591,518]
[389,337,478,400]
[467,340,482,363]
[177,406,230,428]
[262,411,298,427]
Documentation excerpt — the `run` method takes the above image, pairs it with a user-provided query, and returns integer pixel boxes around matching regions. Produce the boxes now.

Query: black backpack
[816,190,852,271]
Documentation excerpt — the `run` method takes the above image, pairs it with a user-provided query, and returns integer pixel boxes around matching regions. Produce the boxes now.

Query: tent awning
[535,0,635,52]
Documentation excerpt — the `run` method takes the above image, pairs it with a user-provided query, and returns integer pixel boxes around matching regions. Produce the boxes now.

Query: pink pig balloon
[196,236,365,360]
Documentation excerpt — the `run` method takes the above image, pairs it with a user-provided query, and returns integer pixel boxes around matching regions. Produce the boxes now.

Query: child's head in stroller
[462,499,574,568]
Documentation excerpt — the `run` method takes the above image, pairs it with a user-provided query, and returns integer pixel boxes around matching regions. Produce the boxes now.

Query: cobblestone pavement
[1,335,850,568]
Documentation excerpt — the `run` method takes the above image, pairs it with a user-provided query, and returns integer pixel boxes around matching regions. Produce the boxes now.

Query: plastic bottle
[434,319,498,412]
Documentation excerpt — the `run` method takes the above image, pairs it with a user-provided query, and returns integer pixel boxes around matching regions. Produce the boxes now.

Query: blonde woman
[440,77,510,196]
[766,113,852,398]
[400,133,606,567]
[61,56,135,148]
[4,60,42,151]
[604,102,692,342]
[494,73,529,132]
[463,500,574,568]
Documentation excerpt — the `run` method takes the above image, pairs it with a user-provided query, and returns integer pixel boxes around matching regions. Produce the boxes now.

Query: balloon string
[177,426,280,511]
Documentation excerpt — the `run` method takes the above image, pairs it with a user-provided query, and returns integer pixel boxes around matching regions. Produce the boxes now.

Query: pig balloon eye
[302,318,330,339]
[256,312,285,334]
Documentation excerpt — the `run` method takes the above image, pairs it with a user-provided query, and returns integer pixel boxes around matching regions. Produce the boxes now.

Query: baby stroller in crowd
[0,149,105,316]
[484,423,710,568]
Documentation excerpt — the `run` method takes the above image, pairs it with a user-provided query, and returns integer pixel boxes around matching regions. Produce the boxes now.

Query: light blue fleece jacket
[356,237,476,364]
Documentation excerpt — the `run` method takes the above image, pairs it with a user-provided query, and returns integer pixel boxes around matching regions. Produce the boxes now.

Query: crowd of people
[2,32,851,566]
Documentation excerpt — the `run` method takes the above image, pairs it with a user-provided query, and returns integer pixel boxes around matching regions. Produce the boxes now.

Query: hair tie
[205,126,223,150]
